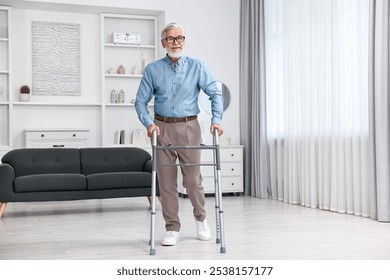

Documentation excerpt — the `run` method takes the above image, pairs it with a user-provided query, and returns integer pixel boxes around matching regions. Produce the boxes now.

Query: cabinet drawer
[220,148,242,162]
[220,176,243,192]
[202,176,243,193]
[201,162,242,177]
[201,148,242,162]
[25,129,90,148]
[25,130,89,140]
[27,140,89,148]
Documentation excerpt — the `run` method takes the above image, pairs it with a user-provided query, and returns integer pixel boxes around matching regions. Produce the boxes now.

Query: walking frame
[149,128,226,255]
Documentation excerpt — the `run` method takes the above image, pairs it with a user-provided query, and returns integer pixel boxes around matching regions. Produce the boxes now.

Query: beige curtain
[239,0,270,197]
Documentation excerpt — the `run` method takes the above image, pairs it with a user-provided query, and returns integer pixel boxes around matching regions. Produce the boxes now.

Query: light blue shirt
[135,55,223,128]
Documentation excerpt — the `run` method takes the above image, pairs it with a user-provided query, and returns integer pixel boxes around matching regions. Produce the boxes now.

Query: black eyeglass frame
[164,36,186,43]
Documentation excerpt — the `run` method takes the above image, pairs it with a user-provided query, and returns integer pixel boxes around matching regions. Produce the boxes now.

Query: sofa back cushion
[2,148,81,177]
[80,147,151,175]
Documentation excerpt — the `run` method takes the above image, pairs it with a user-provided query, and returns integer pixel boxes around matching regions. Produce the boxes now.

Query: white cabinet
[178,145,244,195]
[25,128,90,148]
[100,13,159,146]
[129,144,244,195]
[0,6,11,155]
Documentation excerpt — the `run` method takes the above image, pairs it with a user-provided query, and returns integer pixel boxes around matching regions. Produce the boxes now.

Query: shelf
[0,38,9,42]
[106,103,135,107]
[105,103,153,107]
[105,74,142,78]
[104,144,151,149]
[102,13,158,146]
[104,43,155,49]
[0,71,9,74]
[13,102,102,107]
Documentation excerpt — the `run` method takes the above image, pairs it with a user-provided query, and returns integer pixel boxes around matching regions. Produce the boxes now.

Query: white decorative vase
[20,93,30,102]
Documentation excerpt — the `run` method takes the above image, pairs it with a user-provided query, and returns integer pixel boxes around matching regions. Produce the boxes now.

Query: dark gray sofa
[0,147,156,218]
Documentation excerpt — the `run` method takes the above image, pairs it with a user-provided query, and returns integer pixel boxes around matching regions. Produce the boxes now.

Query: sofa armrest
[144,159,153,173]
[0,163,16,202]
[144,159,159,195]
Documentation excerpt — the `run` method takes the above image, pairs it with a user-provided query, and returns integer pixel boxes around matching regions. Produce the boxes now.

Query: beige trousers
[155,118,206,232]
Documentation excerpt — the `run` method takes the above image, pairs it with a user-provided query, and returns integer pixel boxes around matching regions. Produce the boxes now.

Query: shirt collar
[164,54,187,67]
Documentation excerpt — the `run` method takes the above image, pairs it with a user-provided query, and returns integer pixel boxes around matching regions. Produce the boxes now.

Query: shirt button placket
[172,69,176,114]
[172,72,176,115]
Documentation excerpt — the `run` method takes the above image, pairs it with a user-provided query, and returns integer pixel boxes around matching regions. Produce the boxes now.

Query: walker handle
[152,128,158,147]
[213,128,220,146]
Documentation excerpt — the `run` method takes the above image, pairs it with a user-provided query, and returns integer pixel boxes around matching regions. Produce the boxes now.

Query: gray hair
[160,22,185,40]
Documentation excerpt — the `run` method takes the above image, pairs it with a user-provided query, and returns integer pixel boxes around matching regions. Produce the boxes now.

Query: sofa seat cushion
[14,174,87,192]
[86,172,151,190]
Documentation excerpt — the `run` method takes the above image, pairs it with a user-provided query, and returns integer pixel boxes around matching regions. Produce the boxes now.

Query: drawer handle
[41,134,45,137]
[73,134,76,137]
[231,168,235,171]
[231,183,235,186]
[231,154,234,157]
[53,145,65,148]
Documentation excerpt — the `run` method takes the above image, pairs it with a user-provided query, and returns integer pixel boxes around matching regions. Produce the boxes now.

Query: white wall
[5,0,240,146]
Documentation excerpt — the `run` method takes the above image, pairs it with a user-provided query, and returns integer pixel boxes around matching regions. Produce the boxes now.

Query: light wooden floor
[1,195,390,260]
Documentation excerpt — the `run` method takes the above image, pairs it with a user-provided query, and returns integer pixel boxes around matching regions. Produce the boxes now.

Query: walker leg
[214,172,221,244]
[149,169,157,255]
[149,129,158,255]
[213,129,226,253]
[215,169,226,253]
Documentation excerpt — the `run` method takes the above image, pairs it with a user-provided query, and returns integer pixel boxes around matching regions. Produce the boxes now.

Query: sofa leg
[0,202,7,219]
[147,196,161,206]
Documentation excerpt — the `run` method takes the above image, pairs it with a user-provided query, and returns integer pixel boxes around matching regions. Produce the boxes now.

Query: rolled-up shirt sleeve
[135,66,154,128]
[199,63,224,125]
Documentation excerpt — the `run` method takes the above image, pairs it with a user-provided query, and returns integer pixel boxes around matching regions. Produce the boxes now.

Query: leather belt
[155,114,197,123]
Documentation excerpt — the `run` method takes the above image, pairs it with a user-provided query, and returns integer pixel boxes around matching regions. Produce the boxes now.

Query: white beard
[166,48,183,58]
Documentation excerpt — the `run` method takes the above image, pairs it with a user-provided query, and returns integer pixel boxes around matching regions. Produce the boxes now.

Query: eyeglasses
[164,36,185,44]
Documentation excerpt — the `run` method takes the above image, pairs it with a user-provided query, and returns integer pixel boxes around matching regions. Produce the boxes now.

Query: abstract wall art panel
[32,21,80,96]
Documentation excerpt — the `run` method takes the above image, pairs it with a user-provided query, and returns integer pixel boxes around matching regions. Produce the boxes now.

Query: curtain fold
[369,0,390,221]
[239,0,270,197]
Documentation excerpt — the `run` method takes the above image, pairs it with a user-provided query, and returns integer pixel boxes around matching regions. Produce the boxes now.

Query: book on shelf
[114,130,125,144]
